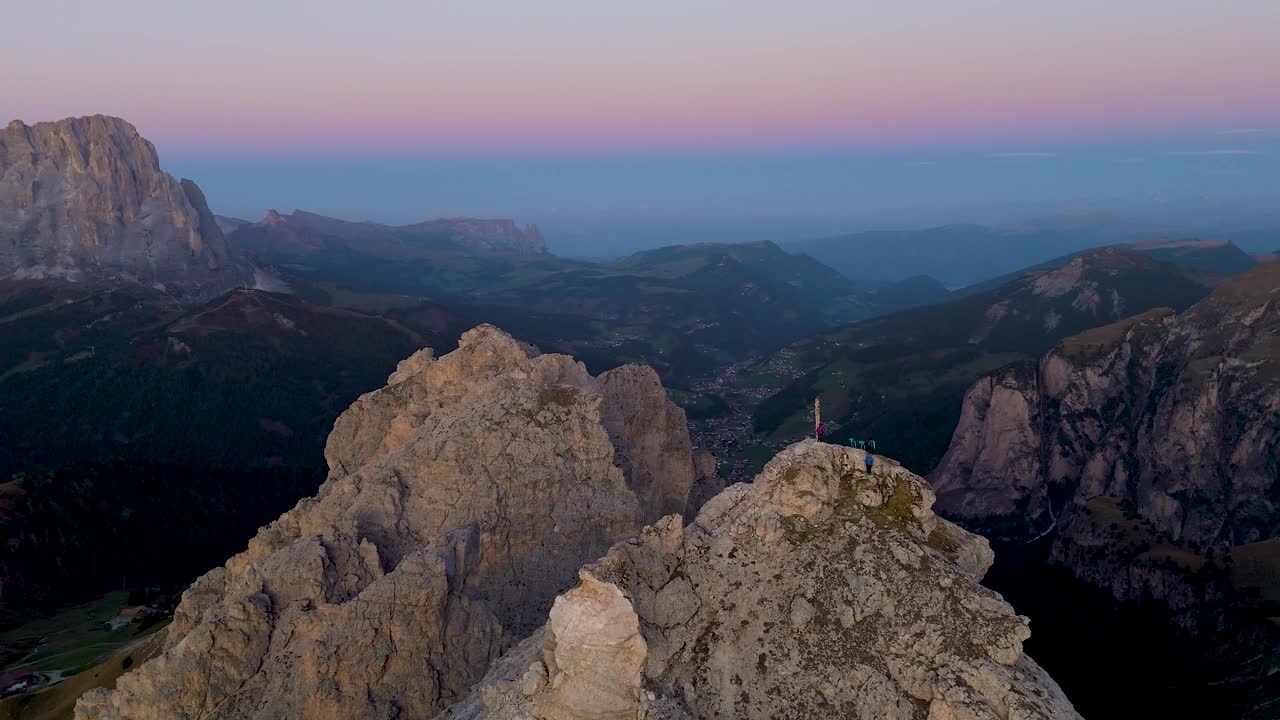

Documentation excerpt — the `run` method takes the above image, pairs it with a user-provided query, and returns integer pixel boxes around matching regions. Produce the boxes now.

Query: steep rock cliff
[932,262,1280,555]
[0,115,252,299]
[930,263,1280,712]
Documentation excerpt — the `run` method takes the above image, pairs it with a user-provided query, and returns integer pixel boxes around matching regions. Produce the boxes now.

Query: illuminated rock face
[933,261,1280,560]
[78,328,1078,720]
[932,261,1280,638]
[76,325,703,720]
[0,115,251,299]
[447,441,1081,720]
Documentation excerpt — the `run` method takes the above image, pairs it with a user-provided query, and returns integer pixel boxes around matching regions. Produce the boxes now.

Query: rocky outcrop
[929,262,1280,707]
[77,325,702,720]
[683,449,722,523]
[0,115,252,299]
[77,327,1078,720]
[932,261,1280,556]
[962,246,1209,346]
[596,366,697,523]
[443,441,1079,720]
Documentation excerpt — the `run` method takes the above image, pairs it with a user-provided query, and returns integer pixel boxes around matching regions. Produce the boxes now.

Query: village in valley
[1,593,163,701]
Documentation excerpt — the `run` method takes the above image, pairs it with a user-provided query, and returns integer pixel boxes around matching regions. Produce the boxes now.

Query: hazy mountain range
[749,245,1217,473]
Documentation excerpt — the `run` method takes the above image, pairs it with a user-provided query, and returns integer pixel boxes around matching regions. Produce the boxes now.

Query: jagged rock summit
[0,115,252,298]
[78,327,1078,720]
[445,440,1079,720]
[77,325,705,720]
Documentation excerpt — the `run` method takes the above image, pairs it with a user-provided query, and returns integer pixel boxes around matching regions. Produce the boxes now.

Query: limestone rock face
[0,115,252,299]
[596,365,697,524]
[444,441,1080,720]
[928,366,1047,521]
[929,263,1280,716]
[931,262,1280,557]
[683,449,722,523]
[76,325,704,720]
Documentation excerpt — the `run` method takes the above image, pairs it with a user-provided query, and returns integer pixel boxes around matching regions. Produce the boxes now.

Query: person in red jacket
[815,422,826,443]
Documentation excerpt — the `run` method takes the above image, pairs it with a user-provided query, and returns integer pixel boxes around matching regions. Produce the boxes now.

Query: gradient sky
[4,1,1279,227]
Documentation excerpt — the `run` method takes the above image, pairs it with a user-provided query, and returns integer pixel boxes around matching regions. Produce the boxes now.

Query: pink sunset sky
[4,1,1277,225]
[4,1,1278,154]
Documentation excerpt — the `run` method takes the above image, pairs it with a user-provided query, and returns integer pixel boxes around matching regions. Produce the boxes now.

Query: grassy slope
[0,631,164,720]
[1,594,163,676]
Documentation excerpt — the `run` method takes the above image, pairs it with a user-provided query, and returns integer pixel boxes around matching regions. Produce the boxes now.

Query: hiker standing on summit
[814,397,824,443]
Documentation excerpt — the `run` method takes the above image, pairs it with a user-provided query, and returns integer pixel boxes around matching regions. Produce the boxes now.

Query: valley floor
[0,593,165,706]
[682,348,811,483]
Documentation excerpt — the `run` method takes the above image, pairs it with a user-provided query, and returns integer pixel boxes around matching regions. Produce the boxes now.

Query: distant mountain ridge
[232,208,546,257]
[612,242,949,314]
[779,216,1267,287]
[0,115,252,300]
[750,246,1215,473]
[783,219,1166,286]
[872,274,952,312]
[956,237,1259,297]
[607,240,868,310]
[224,233,896,383]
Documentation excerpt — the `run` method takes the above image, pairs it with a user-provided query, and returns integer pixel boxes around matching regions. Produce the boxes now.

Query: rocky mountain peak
[77,328,1077,720]
[261,209,287,225]
[447,441,1079,719]
[1027,247,1151,298]
[0,115,252,299]
[77,325,707,719]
